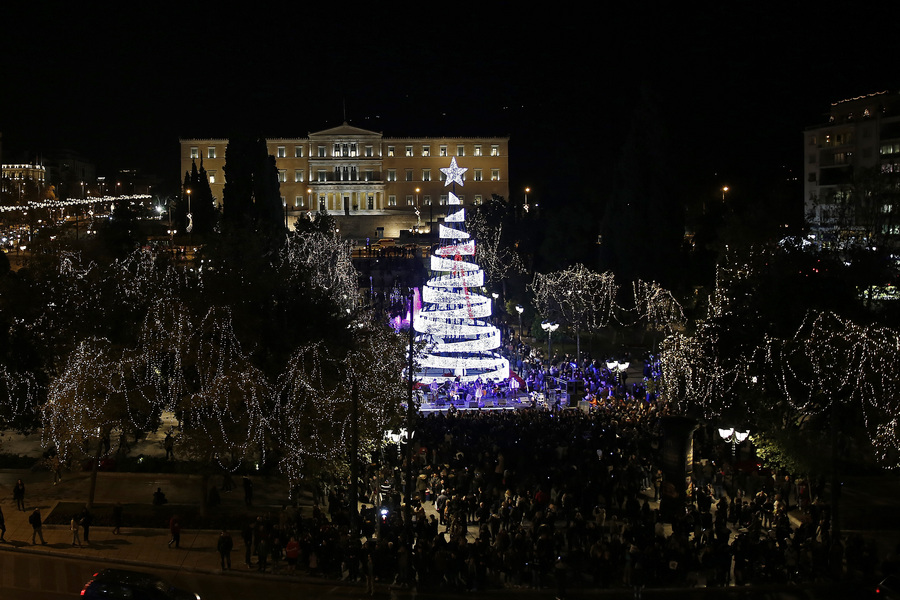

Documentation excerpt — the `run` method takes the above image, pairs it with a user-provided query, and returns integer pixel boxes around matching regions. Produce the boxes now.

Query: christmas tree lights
[413,158,509,384]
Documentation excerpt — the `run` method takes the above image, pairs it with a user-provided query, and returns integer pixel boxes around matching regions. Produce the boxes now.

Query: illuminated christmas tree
[414,158,510,384]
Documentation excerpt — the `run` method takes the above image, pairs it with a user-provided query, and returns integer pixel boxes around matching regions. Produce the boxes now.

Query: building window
[389,195,397,206]
[295,195,303,207]
[367,194,374,210]
[208,170,216,183]
[387,146,395,157]
[319,196,326,210]
[295,169,305,182]
[317,170,327,182]
[207,147,216,159]
[474,145,482,156]
[439,171,446,183]
[457,195,464,204]
[277,146,286,158]
[457,145,465,157]
[317,146,326,158]
[190,147,199,159]
[278,170,287,183]
[405,169,414,182]
[406,195,414,206]
[422,145,430,157]
[294,145,304,158]
[365,169,374,181]
[490,145,499,156]
[422,169,431,182]
[473,169,482,181]
[491,169,500,181]
[424,196,432,205]
[474,195,482,205]
[440,145,448,157]
[365,145,373,157]
[406,146,414,157]
[387,169,397,182]
[439,194,447,205]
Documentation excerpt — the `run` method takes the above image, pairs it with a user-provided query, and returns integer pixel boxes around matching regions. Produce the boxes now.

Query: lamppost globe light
[515,305,524,314]
[718,427,735,440]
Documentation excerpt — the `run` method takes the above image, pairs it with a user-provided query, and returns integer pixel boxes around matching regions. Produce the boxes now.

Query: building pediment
[309,122,382,139]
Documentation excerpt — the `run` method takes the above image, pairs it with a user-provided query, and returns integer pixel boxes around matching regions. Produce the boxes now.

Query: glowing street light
[541,320,559,362]
[722,186,729,202]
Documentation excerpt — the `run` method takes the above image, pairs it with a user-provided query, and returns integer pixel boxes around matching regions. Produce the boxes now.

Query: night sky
[3,5,899,208]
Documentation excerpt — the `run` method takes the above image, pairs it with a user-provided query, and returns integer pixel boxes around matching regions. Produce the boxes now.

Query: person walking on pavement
[13,479,25,511]
[168,514,181,548]
[29,508,46,545]
[71,515,82,547]
[112,503,123,535]
[243,476,253,506]
[217,530,233,570]
[81,507,93,543]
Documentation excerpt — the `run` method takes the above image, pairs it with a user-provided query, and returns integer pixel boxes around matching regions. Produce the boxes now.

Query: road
[0,550,878,600]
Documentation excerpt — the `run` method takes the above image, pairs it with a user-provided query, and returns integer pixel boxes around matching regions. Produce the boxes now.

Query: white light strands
[414,159,509,383]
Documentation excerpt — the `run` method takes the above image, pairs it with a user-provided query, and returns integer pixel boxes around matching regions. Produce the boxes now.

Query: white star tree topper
[441,157,467,187]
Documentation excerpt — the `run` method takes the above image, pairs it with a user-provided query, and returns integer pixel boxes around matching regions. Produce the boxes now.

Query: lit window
[295,195,303,207]
[295,169,305,182]
[406,146,414,157]
[406,195,414,205]
[422,145,430,157]
[457,195,464,204]
[389,195,397,206]
[190,147,199,159]
[318,146,326,157]
[294,146,303,158]
[365,169,373,181]
[490,145,499,156]
[439,195,447,205]
[422,169,431,182]
[424,195,432,205]
[278,170,287,183]
[491,169,500,181]
[474,195,482,205]
[474,145,482,156]
[365,145,373,157]
[406,169,413,182]
[317,170,327,182]
[319,195,326,210]
[457,145,465,156]
[440,145,448,157]
[208,147,216,159]
[474,169,483,181]
[387,169,397,182]
[208,170,216,183]
[277,146,286,158]
[388,146,395,157]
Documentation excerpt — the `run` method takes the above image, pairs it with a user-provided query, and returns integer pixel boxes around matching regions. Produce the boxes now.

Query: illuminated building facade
[179,123,509,233]
[804,91,900,245]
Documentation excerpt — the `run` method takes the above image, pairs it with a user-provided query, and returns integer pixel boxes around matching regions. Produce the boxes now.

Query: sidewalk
[0,429,312,581]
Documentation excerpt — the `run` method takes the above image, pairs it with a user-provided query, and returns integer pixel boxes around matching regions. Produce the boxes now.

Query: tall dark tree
[221,136,283,235]
[600,83,685,288]
[177,160,219,238]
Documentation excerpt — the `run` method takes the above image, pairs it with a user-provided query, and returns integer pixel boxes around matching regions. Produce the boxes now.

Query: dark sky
[3,5,899,205]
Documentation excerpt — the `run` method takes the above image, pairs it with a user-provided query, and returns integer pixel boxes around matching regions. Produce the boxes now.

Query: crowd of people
[230,391,890,593]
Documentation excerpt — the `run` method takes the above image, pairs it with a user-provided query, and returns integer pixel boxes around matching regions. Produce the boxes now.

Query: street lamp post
[605,359,630,392]
[718,427,750,496]
[541,320,559,363]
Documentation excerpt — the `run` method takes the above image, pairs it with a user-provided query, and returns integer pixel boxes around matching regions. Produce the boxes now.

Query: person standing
[217,530,233,570]
[164,432,175,461]
[13,479,25,511]
[29,508,46,545]
[71,515,82,547]
[168,514,181,548]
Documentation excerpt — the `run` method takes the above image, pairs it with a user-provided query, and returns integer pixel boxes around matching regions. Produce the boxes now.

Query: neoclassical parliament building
[179,123,509,238]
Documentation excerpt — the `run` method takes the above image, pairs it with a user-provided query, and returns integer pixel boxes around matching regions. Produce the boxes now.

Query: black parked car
[80,568,200,600]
